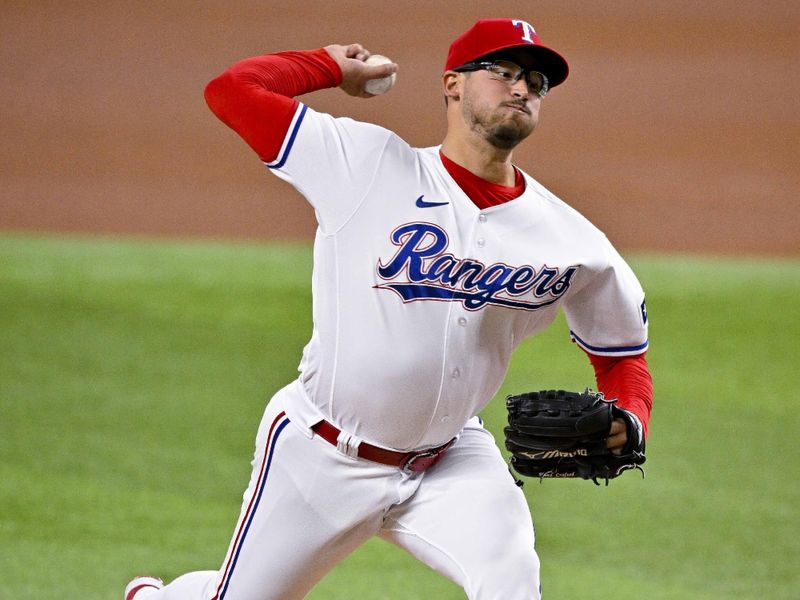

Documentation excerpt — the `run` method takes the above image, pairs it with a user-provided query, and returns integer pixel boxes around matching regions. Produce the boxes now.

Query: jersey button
[457,316,467,326]
[451,368,461,379]
[477,238,485,248]
[478,214,487,223]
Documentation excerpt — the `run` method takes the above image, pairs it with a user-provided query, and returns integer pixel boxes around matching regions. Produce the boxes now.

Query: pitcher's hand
[325,43,398,97]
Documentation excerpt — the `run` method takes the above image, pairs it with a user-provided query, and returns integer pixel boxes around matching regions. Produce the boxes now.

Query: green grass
[1,233,798,599]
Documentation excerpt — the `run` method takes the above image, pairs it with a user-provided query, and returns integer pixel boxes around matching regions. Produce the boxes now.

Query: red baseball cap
[445,19,569,88]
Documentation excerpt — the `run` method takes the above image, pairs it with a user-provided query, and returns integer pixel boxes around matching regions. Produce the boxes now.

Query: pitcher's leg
[380,423,540,600]
[146,398,396,600]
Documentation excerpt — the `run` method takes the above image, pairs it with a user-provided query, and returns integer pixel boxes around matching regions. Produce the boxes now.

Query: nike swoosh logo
[415,195,449,208]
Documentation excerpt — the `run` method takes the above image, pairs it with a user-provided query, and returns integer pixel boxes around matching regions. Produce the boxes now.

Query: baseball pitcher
[125,17,653,600]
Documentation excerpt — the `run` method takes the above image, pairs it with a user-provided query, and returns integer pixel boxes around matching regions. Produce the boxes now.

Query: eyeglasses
[452,60,549,98]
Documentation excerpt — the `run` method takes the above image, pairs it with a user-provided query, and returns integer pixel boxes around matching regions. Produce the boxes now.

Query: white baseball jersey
[267,104,648,452]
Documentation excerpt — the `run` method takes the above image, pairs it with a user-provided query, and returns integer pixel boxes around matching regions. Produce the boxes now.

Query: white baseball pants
[142,388,541,600]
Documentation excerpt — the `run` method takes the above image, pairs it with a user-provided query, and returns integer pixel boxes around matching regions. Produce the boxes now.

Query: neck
[440,131,516,186]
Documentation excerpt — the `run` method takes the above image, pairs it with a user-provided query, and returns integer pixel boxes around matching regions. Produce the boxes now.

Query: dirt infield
[1,1,798,255]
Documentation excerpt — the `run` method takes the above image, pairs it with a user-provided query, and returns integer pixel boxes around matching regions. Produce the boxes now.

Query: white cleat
[124,576,164,600]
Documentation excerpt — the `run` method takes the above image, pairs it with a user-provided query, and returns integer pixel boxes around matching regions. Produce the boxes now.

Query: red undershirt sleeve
[586,352,654,438]
[204,49,342,162]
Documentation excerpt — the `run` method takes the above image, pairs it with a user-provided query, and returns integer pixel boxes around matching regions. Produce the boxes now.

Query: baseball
[363,54,396,95]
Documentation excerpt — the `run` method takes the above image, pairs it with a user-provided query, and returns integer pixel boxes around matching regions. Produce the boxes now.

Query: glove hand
[505,388,646,484]
[607,418,627,455]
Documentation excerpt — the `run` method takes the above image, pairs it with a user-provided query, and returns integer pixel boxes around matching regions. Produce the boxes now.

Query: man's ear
[443,71,462,103]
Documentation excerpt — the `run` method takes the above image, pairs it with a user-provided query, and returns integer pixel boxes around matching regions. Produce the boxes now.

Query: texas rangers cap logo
[511,20,537,43]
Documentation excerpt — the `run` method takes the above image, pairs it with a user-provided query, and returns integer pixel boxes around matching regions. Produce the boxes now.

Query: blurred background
[2,0,797,253]
[2,2,799,598]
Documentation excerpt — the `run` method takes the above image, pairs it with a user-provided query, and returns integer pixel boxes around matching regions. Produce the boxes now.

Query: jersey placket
[426,213,486,431]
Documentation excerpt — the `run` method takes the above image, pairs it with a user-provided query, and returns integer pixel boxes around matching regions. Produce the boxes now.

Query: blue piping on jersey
[266,104,308,170]
[570,331,648,354]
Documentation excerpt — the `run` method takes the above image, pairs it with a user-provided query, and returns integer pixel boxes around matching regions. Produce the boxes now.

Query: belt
[311,420,455,473]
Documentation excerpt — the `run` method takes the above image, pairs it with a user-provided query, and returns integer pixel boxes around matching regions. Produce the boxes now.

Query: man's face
[458,62,541,150]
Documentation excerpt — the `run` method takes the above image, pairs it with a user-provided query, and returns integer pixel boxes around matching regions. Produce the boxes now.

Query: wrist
[316,47,344,86]
[613,406,645,454]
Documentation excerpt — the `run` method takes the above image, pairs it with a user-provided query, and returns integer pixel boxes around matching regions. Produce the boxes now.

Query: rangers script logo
[375,223,579,311]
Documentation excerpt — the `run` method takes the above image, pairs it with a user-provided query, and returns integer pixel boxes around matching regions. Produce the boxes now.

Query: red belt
[311,420,455,473]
